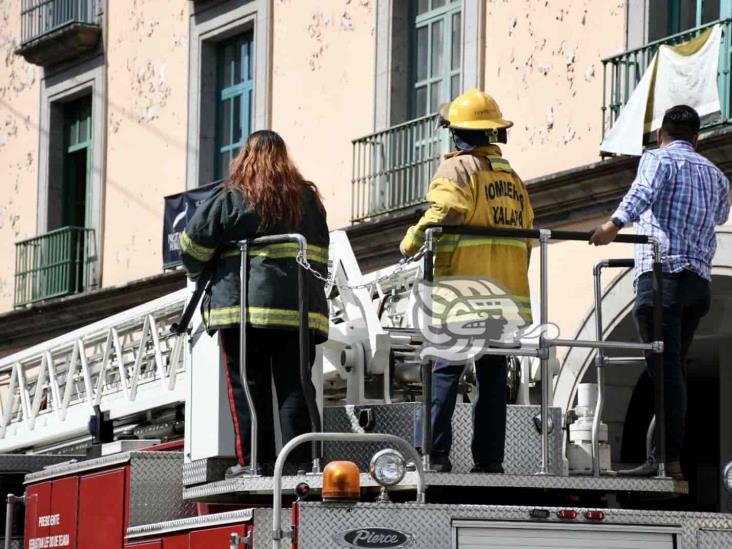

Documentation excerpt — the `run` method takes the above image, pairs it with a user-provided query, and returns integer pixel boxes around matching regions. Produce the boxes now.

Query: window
[413,0,462,117]
[648,0,721,41]
[215,33,254,180]
[187,0,272,190]
[62,96,92,228]
[16,94,95,306]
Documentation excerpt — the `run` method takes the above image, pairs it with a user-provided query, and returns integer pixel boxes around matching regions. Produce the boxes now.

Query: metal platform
[323,403,565,475]
[126,509,253,539]
[24,452,129,483]
[182,403,565,488]
[0,453,83,473]
[183,470,687,503]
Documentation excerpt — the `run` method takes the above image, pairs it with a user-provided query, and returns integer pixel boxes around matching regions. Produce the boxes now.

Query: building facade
[1,0,731,508]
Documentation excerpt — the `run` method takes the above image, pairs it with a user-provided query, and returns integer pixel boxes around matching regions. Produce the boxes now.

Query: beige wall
[530,212,732,362]
[485,0,626,179]
[0,0,40,312]
[102,0,190,286]
[528,215,640,361]
[0,0,727,325]
[271,0,375,230]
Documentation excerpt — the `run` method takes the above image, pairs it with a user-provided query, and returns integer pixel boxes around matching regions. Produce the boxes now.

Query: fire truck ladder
[0,290,188,452]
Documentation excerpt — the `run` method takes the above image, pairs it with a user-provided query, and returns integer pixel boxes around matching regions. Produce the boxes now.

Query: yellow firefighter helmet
[445,88,513,131]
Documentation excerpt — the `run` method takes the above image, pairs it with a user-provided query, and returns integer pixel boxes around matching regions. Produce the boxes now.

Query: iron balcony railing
[14,226,95,307]
[601,18,732,140]
[20,0,97,45]
[351,113,447,223]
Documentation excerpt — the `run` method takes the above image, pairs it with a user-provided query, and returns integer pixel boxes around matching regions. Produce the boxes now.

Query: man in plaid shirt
[591,105,730,479]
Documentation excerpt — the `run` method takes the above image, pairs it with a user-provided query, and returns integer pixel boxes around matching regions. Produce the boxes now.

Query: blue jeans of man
[633,270,710,462]
[429,354,507,465]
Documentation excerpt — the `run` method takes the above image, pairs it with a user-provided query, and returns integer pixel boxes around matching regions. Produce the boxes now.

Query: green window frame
[413,0,462,118]
[650,0,726,40]
[215,32,254,180]
[62,96,92,229]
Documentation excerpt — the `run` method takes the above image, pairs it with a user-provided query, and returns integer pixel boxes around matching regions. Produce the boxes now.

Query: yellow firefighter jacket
[400,144,534,321]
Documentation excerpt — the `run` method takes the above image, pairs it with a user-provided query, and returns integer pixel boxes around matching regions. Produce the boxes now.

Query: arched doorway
[555,228,732,511]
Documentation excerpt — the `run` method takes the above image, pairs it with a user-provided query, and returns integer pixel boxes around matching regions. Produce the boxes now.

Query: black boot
[429,453,452,473]
[617,456,656,477]
[470,462,504,474]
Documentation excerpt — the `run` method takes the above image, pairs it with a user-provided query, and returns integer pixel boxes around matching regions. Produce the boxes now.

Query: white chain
[295,245,426,292]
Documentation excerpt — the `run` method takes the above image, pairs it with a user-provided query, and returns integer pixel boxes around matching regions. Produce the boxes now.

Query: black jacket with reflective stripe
[180,185,329,341]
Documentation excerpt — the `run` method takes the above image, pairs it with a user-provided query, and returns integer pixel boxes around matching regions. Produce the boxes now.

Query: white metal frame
[0,290,188,452]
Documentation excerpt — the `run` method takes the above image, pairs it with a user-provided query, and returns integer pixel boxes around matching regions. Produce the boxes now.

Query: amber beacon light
[322,461,361,502]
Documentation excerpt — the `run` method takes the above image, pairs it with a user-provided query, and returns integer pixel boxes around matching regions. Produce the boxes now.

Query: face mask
[450,129,505,151]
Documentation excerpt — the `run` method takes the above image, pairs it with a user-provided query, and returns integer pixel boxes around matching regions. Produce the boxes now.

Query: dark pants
[633,270,710,462]
[219,327,316,467]
[429,354,508,465]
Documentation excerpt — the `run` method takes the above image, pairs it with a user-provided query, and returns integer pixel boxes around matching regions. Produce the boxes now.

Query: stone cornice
[0,271,186,358]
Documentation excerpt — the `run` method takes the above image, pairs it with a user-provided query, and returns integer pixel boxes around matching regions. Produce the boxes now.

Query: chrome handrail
[421,226,666,477]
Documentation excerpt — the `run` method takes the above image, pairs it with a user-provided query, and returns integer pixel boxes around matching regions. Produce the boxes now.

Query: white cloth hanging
[600,25,722,156]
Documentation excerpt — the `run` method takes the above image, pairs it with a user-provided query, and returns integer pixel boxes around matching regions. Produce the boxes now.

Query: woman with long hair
[181,130,329,477]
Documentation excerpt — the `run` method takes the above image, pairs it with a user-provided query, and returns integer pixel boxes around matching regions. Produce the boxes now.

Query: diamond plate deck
[128,452,197,527]
[0,453,83,473]
[183,470,686,503]
[698,528,732,549]
[126,509,254,538]
[182,457,235,486]
[323,403,564,475]
[296,503,732,549]
[184,472,391,501]
[24,452,132,483]
[252,508,291,549]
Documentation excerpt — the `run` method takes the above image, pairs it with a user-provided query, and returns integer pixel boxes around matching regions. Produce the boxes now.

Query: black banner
[162,181,222,268]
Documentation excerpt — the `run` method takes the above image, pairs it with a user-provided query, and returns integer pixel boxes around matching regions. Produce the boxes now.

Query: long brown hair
[226,130,322,230]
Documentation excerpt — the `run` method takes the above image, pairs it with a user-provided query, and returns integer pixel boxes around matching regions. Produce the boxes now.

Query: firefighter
[401,89,534,473]
[180,130,329,478]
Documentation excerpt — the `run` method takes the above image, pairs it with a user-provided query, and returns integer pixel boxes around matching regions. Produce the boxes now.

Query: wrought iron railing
[351,113,447,223]
[601,18,732,140]
[20,0,97,45]
[14,226,96,307]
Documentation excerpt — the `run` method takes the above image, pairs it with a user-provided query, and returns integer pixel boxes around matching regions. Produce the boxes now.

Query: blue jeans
[633,270,710,462]
[423,354,508,465]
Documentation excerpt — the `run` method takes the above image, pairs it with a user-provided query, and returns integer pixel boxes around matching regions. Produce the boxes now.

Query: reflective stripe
[203,306,329,334]
[486,155,513,172]
[221,242,328,264]
[180,231,215,262]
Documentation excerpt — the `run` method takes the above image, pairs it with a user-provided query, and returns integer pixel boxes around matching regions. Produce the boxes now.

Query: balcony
[351,114,447,223]
[14,227,96,308]
[16,0,101,66]
[601,18,732,142]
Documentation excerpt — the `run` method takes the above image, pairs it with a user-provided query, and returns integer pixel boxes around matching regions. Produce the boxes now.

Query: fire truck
[1,226,731,549]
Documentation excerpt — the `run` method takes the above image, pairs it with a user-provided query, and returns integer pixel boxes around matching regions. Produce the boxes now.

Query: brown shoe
[665,461,683,480]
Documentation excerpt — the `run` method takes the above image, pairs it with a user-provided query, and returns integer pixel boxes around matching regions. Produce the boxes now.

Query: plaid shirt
[613,140,730,281]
